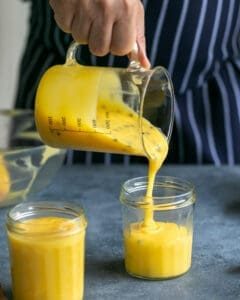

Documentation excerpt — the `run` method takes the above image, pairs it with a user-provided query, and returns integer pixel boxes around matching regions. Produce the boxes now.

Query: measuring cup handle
[65,42,79,65]
[128,42,139,64]
[127,42,145,71]
[66,41,143,70]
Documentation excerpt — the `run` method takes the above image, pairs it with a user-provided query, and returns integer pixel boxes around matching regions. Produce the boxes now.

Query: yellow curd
[7,216,86,300]
[124,222,192,279]
[35,63,192,280]
[35,65,166,159]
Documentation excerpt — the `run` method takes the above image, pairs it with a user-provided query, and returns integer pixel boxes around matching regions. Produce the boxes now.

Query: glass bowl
[0,109,66,207]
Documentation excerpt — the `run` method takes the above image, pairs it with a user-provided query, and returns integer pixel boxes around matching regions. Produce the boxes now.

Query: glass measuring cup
[35,42,175,159]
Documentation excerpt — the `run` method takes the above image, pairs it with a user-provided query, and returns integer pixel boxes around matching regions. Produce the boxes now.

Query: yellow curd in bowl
[7,216,86,300]
[0,156,10,201]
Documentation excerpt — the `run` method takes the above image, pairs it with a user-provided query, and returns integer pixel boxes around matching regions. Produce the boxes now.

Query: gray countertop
[0,165,240,300]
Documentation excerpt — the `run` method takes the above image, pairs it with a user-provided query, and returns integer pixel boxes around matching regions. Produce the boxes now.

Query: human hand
[49,0,150,68]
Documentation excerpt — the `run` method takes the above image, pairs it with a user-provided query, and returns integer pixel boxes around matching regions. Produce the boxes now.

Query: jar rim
[6,201,87,236]
[120,176,196,210]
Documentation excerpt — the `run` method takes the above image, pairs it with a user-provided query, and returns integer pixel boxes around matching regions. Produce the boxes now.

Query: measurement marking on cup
[77,118,82,128]
[105,111,111,130]
[48,116,53,126]
[62,117,66,127]
[50,128,111,134]
[49,116,111,135]
[92,119,97,128]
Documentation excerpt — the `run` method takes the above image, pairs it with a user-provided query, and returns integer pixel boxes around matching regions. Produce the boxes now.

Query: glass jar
[120,176,196,280]
[6,201,87,300]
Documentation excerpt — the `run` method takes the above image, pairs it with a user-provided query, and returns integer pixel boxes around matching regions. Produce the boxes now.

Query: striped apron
[16,0,240,165]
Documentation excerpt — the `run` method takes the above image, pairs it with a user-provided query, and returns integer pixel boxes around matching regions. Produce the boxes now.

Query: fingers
[49,0,75,33]
[136,2,151,69]
[49,0,150,64]
[110,18,136,56]
[53,14,73,33]
[110,1,137,56]
[137,39,151,69]
[71,10,92,45]
[111,1,150,67]
[88,18,113,56]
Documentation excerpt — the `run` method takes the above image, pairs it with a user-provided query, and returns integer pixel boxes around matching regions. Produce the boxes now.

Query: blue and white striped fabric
[16,0,240,165]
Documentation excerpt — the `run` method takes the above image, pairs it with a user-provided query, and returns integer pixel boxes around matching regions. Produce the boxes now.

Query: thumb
[136,2,151,69]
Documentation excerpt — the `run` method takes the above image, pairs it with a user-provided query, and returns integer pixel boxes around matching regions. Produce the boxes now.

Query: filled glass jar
[120,176,196,280]
[6,201,87,300]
